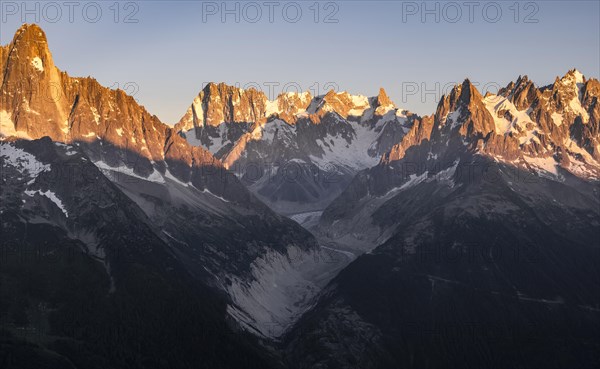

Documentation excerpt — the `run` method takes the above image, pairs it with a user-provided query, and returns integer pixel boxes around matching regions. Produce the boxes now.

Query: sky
[1,0,599,124]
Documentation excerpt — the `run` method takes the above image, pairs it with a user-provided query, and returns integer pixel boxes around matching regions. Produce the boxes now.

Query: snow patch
[265,99,281,117]
[399,171,429,190]
[163,168,190,186]
[442,108,462,129]
[308,118,394,171]
[523,156,558,176]
[484,95,512,133]
[430,160,459,186]
[348,94,370,116]
[54,142,78,156]
[90,107,101,124]
[31,56,43,72]
[25,189,69,217]
[483,94,542,144]
[572,69,585,84]
[551,112,563,126]
[381,171,429,198]
[201,188,229,203]
[0,142,51,177]
[94,160,166,184]
[568,95,589,122]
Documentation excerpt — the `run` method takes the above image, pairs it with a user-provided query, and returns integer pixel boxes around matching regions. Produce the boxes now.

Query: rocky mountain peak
[372,87,396,116]
[274,91,313,122]
[1,23,232,189]
[3,23,54,77]
[202,81,220,94]
[11,23,48,51]
[434,70,599,178]
[458,78,483,105]
[565,68,585,84]
[2,23,49,75]
[323,88,337,100]
[514,75,531,90]
[504,75,539,110]
[174,81,412,208]
[553,70,583,93]
[177,82,270,129]
[375,87,392,106]
[542,70,590,122]
[581,76,600,102]
[438,79,479,110]
[552,69,586,92]
[1,23,69,140]
[311,89,366,119]
[434,79,494,139]
[176,82,403,136]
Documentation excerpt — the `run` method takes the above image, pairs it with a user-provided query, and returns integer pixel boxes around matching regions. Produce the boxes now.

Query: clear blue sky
[1,1,598,124]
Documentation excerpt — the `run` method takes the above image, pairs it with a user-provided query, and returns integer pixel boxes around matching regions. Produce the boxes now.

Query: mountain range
[174,81,413,213]
[1,23,599,368]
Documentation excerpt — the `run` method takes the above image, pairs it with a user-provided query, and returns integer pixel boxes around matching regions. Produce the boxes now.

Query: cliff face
[381,71,600,179]
[174,84,395,134]
[0,24,241,198]
[173,80,411,212]
[382,115,435,163]
[1,24,70,140]
[483,69,600,176]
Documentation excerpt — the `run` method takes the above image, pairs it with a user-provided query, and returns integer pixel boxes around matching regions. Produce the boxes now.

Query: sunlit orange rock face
[174,83,313,134]
[174,82,402,166]
[1,23,223,180]
[382,71,600,179]
[4,24,597,184]
[1,23,70,140]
